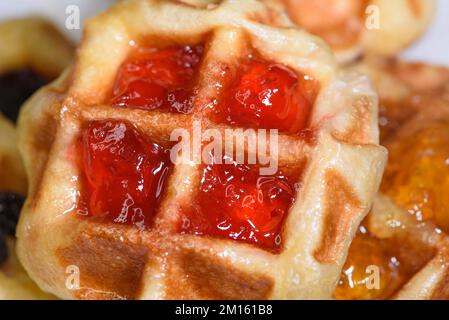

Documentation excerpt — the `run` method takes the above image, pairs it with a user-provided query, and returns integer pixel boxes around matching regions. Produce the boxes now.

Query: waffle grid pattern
[17,0,386,300]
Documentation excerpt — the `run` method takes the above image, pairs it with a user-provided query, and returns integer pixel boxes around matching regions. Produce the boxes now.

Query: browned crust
[57,229,149,300]
[388,61,449,93]
[165,249,273,299]
[332,96,373,144]
[26,110,58,206]
[314,169,362,264]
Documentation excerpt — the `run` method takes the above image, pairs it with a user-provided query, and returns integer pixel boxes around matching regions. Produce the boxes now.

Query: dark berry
[0,192,25,236]
[0,233,7,265]
[0,69,47,122]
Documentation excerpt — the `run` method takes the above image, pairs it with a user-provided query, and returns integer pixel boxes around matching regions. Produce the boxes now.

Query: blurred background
[401,0,449,65]
[0,0,117,42]
[0,0,447,65]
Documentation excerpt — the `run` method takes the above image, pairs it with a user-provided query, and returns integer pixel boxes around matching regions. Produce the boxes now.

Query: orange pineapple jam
[382,120,449,231]
[334,223,434,300]
[334,226,399,300]
[336,97,449,299]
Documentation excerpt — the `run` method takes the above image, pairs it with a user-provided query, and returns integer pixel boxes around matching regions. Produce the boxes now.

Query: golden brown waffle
[352,57,449,140]
[0,115,26,195]
[0,17,73,300]
[0,17,73,194]
[264,0,435,62]
[0,238,55,300]
[17,0,386,300]
[335,60,449,300]
[0,17,73,78]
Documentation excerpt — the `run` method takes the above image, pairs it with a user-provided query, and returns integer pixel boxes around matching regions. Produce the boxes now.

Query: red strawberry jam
[180,157,299,252]
[112,45,203,113]
[214,56,317,134]
[77,120,172,228]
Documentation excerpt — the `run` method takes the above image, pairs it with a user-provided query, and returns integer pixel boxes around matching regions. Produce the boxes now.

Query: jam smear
[381,120,449,232]
[213,55,317,135]
[112,44,203,114]
[334,228,400,300]
[77,120,172,228]
[180,157,299,252]
[335,224,434,300]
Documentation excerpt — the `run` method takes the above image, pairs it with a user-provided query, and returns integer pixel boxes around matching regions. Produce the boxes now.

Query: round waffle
[17,0,386,300]
[0,17,73,78]
[0,17,73,300]
[335,59,449,300]
[0,17,73,194]
[0,115,26,194]
[264,0,435,62]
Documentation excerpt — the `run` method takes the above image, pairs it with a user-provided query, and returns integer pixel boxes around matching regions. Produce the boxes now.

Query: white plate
[0,0,447,65]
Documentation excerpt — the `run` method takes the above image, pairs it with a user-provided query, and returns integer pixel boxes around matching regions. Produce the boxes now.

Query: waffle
[335,59,449,300]
[16,0,386,300]
[0,17,73,78]
[0,17,73,193]
[264,0,435,62]
[0,115,26,195]
[0,17,73,300]
[352,57,449,140]
[0,237,55,300]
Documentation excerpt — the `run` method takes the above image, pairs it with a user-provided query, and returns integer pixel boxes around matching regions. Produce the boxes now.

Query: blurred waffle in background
[0,16,74,300]
[264,0,435,63]
[336,59,449,299]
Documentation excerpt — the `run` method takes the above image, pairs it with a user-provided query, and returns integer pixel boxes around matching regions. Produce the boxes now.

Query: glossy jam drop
[335,224,435,300]
[334,228,399,300]
[180,158,298,252]
[112,45,203,113]
[382,120,449,232]
[77,120,172,228]
[214,57,317,134]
